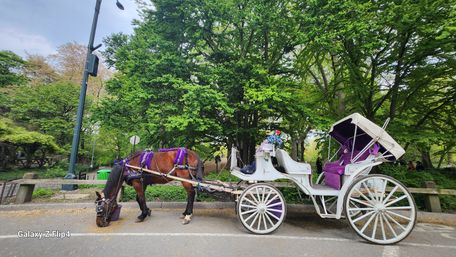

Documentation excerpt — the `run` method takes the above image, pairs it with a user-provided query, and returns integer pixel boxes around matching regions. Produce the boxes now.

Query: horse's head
[95,191,117,227]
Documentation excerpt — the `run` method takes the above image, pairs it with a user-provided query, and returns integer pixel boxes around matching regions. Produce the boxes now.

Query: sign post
[130,135,140,154]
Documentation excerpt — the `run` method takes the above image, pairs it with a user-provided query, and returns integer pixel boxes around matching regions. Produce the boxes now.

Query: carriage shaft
[125,164,241,194]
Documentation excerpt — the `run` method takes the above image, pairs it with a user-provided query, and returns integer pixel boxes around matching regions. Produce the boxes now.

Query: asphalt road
[0,206,455,257]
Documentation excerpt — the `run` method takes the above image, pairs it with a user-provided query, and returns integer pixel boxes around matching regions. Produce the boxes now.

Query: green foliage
[0,118,61,167]
[204,170,240,182]
[0,50,26,87]
[32,188,54,198]
[377,164,456,210]
[9,82,86,147]
[122,185,188,202]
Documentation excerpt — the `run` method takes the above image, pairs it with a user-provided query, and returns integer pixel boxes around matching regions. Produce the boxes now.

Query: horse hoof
[147,209,151,216]
[136,215,146,222]
[182,215,192,225]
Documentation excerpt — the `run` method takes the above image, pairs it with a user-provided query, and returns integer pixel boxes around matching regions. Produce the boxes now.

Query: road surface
[0,206,455,257]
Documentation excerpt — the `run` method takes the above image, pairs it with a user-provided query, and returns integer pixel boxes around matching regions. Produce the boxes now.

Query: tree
[0,118,60,168]
[0,50,26,87]
[9,82,90,147]
[51,42,112,99]
[23,54,58,85]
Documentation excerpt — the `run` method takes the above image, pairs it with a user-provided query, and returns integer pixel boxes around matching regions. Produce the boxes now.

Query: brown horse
[95,148,203,227]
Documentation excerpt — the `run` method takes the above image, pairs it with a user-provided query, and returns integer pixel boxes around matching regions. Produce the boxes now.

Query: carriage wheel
[237,183,286,234]
[345,174,416,244]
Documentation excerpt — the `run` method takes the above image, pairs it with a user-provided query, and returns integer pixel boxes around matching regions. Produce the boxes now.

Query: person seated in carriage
[240,130,285,174]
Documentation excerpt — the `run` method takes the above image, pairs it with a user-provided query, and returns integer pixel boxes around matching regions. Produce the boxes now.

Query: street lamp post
[64,0,124,190]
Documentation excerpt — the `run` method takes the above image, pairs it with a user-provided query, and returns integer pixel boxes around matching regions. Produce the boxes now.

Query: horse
[95,148,203,227]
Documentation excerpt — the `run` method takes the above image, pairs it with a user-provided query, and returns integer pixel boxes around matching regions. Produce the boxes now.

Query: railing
[0,180,18,205]
[10,173,456,213]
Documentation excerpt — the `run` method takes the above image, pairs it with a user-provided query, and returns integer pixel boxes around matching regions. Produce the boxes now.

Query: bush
[204,170,240,182]
[376,164,456,211]
[122,186,188,202]
[32,188,54,198]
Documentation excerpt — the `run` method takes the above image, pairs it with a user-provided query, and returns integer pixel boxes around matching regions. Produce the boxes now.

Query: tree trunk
[300,140,305,161]
[420,148,434,169]
[291,137,298,160]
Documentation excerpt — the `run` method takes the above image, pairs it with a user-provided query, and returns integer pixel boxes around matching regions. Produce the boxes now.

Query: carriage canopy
[328,113,405,160]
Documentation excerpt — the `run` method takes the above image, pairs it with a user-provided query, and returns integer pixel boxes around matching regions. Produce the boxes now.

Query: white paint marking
[440,233,456,240]
[0,232,455,250]
[382,246,400,257]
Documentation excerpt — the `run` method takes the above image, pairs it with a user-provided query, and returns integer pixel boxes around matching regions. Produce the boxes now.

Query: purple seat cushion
[325,172,342,190]
[324,162,345,175]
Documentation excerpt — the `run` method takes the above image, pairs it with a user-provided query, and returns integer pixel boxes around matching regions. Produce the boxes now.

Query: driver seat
[276,149,311,175]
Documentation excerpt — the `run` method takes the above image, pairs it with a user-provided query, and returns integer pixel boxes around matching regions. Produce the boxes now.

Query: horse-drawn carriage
[97,113,416,245]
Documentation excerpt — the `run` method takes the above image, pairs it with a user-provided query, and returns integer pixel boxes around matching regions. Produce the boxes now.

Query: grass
[0,164,91,181]
[32,188,54,198]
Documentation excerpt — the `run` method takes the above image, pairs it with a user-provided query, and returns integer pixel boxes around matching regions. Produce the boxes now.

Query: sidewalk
[1,201,454,226]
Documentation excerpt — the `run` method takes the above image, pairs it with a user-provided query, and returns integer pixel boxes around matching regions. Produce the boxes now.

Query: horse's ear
[95,191,102,200]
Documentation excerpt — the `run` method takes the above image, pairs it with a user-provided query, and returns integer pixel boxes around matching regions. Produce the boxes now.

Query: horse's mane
[103,151,143,198]
[103,165,123,199]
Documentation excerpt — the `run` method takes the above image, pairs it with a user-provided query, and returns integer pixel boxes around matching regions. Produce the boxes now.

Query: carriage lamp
[64,0,125,190]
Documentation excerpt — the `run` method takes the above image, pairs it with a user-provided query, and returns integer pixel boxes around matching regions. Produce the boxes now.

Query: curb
[0,202,454,226]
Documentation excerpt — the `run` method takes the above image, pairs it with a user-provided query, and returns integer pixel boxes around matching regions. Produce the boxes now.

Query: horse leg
[132,180,150,222]
[181,182,196,225]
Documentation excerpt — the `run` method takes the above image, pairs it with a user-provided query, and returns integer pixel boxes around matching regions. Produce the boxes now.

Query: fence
[9,173,456,212]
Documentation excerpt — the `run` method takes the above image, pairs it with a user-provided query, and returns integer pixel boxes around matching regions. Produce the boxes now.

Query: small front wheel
[344,174,416,244]
[237,183,286,234]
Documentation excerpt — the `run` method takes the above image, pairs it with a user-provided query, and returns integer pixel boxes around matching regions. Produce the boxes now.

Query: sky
[0,0,142,58]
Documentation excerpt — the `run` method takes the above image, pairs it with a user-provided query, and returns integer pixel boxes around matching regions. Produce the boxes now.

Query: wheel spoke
[240,203,257,209]
[243,210,259,223]
[385,210,411,221]
[383,185,398,204]
[265,210,281,221]
[385,206,412,210]
[384,194,408,207]
[350,197,374,207]
[379,213,386,240]
[248,211,260,229]
[379,179,388,203]
[382,213,398,238]
[355,188,376,206]
[263,188,273,204]
[384,212,406,231]
[241,209,257,215]
[362,181,377,202]
[349,207,375,211]
[262,213,268,230]
[265,194,279,206]
[264,211,275,227]
[371,213,379,240]
[267,202,282,208]
[360,211,377,233]
[243,197,258,207]
[257,212,262,230]
[249,192,259,204]
[352,210,374,223]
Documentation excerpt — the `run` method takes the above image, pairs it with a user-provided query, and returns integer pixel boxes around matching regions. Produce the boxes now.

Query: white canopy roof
[329,113,405,160]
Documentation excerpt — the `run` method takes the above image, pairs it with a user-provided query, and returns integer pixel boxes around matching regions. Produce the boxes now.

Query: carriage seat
[275,149,311,175]
[324,145,378,189]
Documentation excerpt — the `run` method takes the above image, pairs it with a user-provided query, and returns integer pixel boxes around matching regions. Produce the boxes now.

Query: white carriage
[230,113,416,244]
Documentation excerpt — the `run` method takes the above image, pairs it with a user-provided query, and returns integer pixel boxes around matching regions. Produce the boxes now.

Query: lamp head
[116,0,124,10]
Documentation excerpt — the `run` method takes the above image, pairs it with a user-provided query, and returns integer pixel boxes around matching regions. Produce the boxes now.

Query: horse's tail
[103,164,124,199]
[196,156,204,181]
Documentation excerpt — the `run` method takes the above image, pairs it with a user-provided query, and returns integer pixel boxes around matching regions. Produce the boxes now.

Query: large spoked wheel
[237,183,286,234]
[345,174,416,244]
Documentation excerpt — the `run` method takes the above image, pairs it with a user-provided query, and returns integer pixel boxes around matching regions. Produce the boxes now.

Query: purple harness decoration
[139,151,154,169]
[159,147,188,166]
